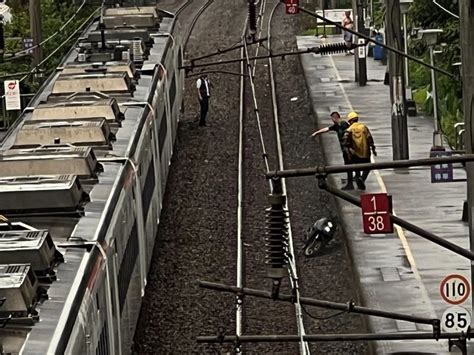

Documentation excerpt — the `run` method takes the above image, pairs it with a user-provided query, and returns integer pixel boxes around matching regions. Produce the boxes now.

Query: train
[0,2,184,354]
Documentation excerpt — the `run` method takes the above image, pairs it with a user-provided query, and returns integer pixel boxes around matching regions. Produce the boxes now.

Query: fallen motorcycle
[303,217,337,257]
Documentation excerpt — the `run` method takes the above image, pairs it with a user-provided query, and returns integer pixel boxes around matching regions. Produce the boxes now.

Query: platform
[298,35,469,354]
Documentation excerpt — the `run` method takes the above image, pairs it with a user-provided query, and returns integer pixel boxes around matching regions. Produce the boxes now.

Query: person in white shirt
[196,74,211,126]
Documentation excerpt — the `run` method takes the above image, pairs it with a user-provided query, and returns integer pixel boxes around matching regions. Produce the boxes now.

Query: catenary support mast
[459,0,474,328]
[385,0,408,160]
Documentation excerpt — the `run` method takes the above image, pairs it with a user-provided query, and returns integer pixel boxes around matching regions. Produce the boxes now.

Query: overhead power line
[3,0,87,62]
[20,7,100,82]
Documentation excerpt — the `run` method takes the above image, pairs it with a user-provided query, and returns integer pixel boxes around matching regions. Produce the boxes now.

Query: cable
[300,304,347,321]
[19,7,100,82]
[243,38,271,175]
[433,0,459,19]
[4,0,87,61]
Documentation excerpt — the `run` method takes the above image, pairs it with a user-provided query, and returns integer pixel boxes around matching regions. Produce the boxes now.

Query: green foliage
[408,0,462,147]
[1,1,95,125]
[1,1,94,86]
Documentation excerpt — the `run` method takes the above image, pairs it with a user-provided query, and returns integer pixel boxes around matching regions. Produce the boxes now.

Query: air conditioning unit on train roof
[31,98,124,126]
[102,13,160,29]
[85,29,151,44]
[60,61,136,80]
[51,73,134,96]
[0,264,39,318]
[104,6,159,17]
[13,120,115,150]
[0,175,89,215]
[0,146,103,181]
[0,228,62,279]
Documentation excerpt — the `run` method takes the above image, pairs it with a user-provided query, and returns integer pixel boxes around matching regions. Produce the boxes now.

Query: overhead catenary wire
[243,38,271,175]
[19,7,100,82]
[3,0,88,61]
[295,2,456,79]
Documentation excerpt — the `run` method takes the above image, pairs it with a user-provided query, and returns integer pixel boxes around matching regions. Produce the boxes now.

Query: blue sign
[23,38,33,55]
[430,148,453,183]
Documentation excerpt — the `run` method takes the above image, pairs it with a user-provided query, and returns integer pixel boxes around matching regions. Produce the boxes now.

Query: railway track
[234,0,309,353]
[135,0,369,353]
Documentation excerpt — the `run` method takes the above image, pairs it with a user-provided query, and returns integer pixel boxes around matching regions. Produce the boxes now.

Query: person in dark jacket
[311,111,353,188]
[196,74,211,126]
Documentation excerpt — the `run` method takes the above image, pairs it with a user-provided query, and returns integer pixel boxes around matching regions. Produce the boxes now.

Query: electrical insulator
[311,42,358,56]
[265,192,289,280]
[248,0,257,39]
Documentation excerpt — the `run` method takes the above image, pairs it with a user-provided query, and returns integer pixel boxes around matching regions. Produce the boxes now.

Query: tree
[408,0,462,145]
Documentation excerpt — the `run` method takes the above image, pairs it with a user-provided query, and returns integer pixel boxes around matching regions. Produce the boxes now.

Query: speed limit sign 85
[441,305,471,332]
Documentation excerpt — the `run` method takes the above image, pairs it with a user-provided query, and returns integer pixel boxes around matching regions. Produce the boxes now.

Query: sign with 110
[439,274,471,333]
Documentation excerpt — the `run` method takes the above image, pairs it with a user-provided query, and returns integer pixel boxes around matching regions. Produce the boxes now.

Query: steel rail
[183,0,215,49]
[266,2,309,354]
[199,281,440,329]
[320,181,474,260]
[235,15,249,350]
[264,154,474,179]
[175,0,193,16]
[197,331,470,343]
[294,3,456,79]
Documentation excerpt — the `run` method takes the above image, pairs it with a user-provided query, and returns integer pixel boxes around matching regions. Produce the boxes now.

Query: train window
[158,110,167,154]
[117,221,139,313]
[142,161,156,218]
[169,75,176,110]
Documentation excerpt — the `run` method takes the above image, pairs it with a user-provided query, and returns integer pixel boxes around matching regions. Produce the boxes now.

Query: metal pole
[197,331,472,343]
[264,154,474,178]
[370,0,373,22]
[385,0,408,160]
[430,45,442,147]
[459,0,474,331]
[198,281,440,326]
[403,13,409,86]
[0,15,4,63]
[29,0,43,68]
[322,1,326,38]
[356,0,367,86]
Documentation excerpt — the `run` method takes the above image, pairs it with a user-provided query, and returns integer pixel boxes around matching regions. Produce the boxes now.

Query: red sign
[360,193,393,234]
[440,274,471,305]
[8,82,16,90]
[285,0,299,14]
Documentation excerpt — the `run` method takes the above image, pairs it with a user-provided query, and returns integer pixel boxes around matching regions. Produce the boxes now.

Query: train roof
[0,4,178,354]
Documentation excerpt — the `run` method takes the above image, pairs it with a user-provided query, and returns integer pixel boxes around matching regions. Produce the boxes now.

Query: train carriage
[0,2,184,354]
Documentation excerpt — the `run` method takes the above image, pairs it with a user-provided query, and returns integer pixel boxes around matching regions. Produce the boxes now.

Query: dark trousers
[352,155,371,181]
[342,151,353,184]
[342,150,353,183]
[199,97,209,126]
